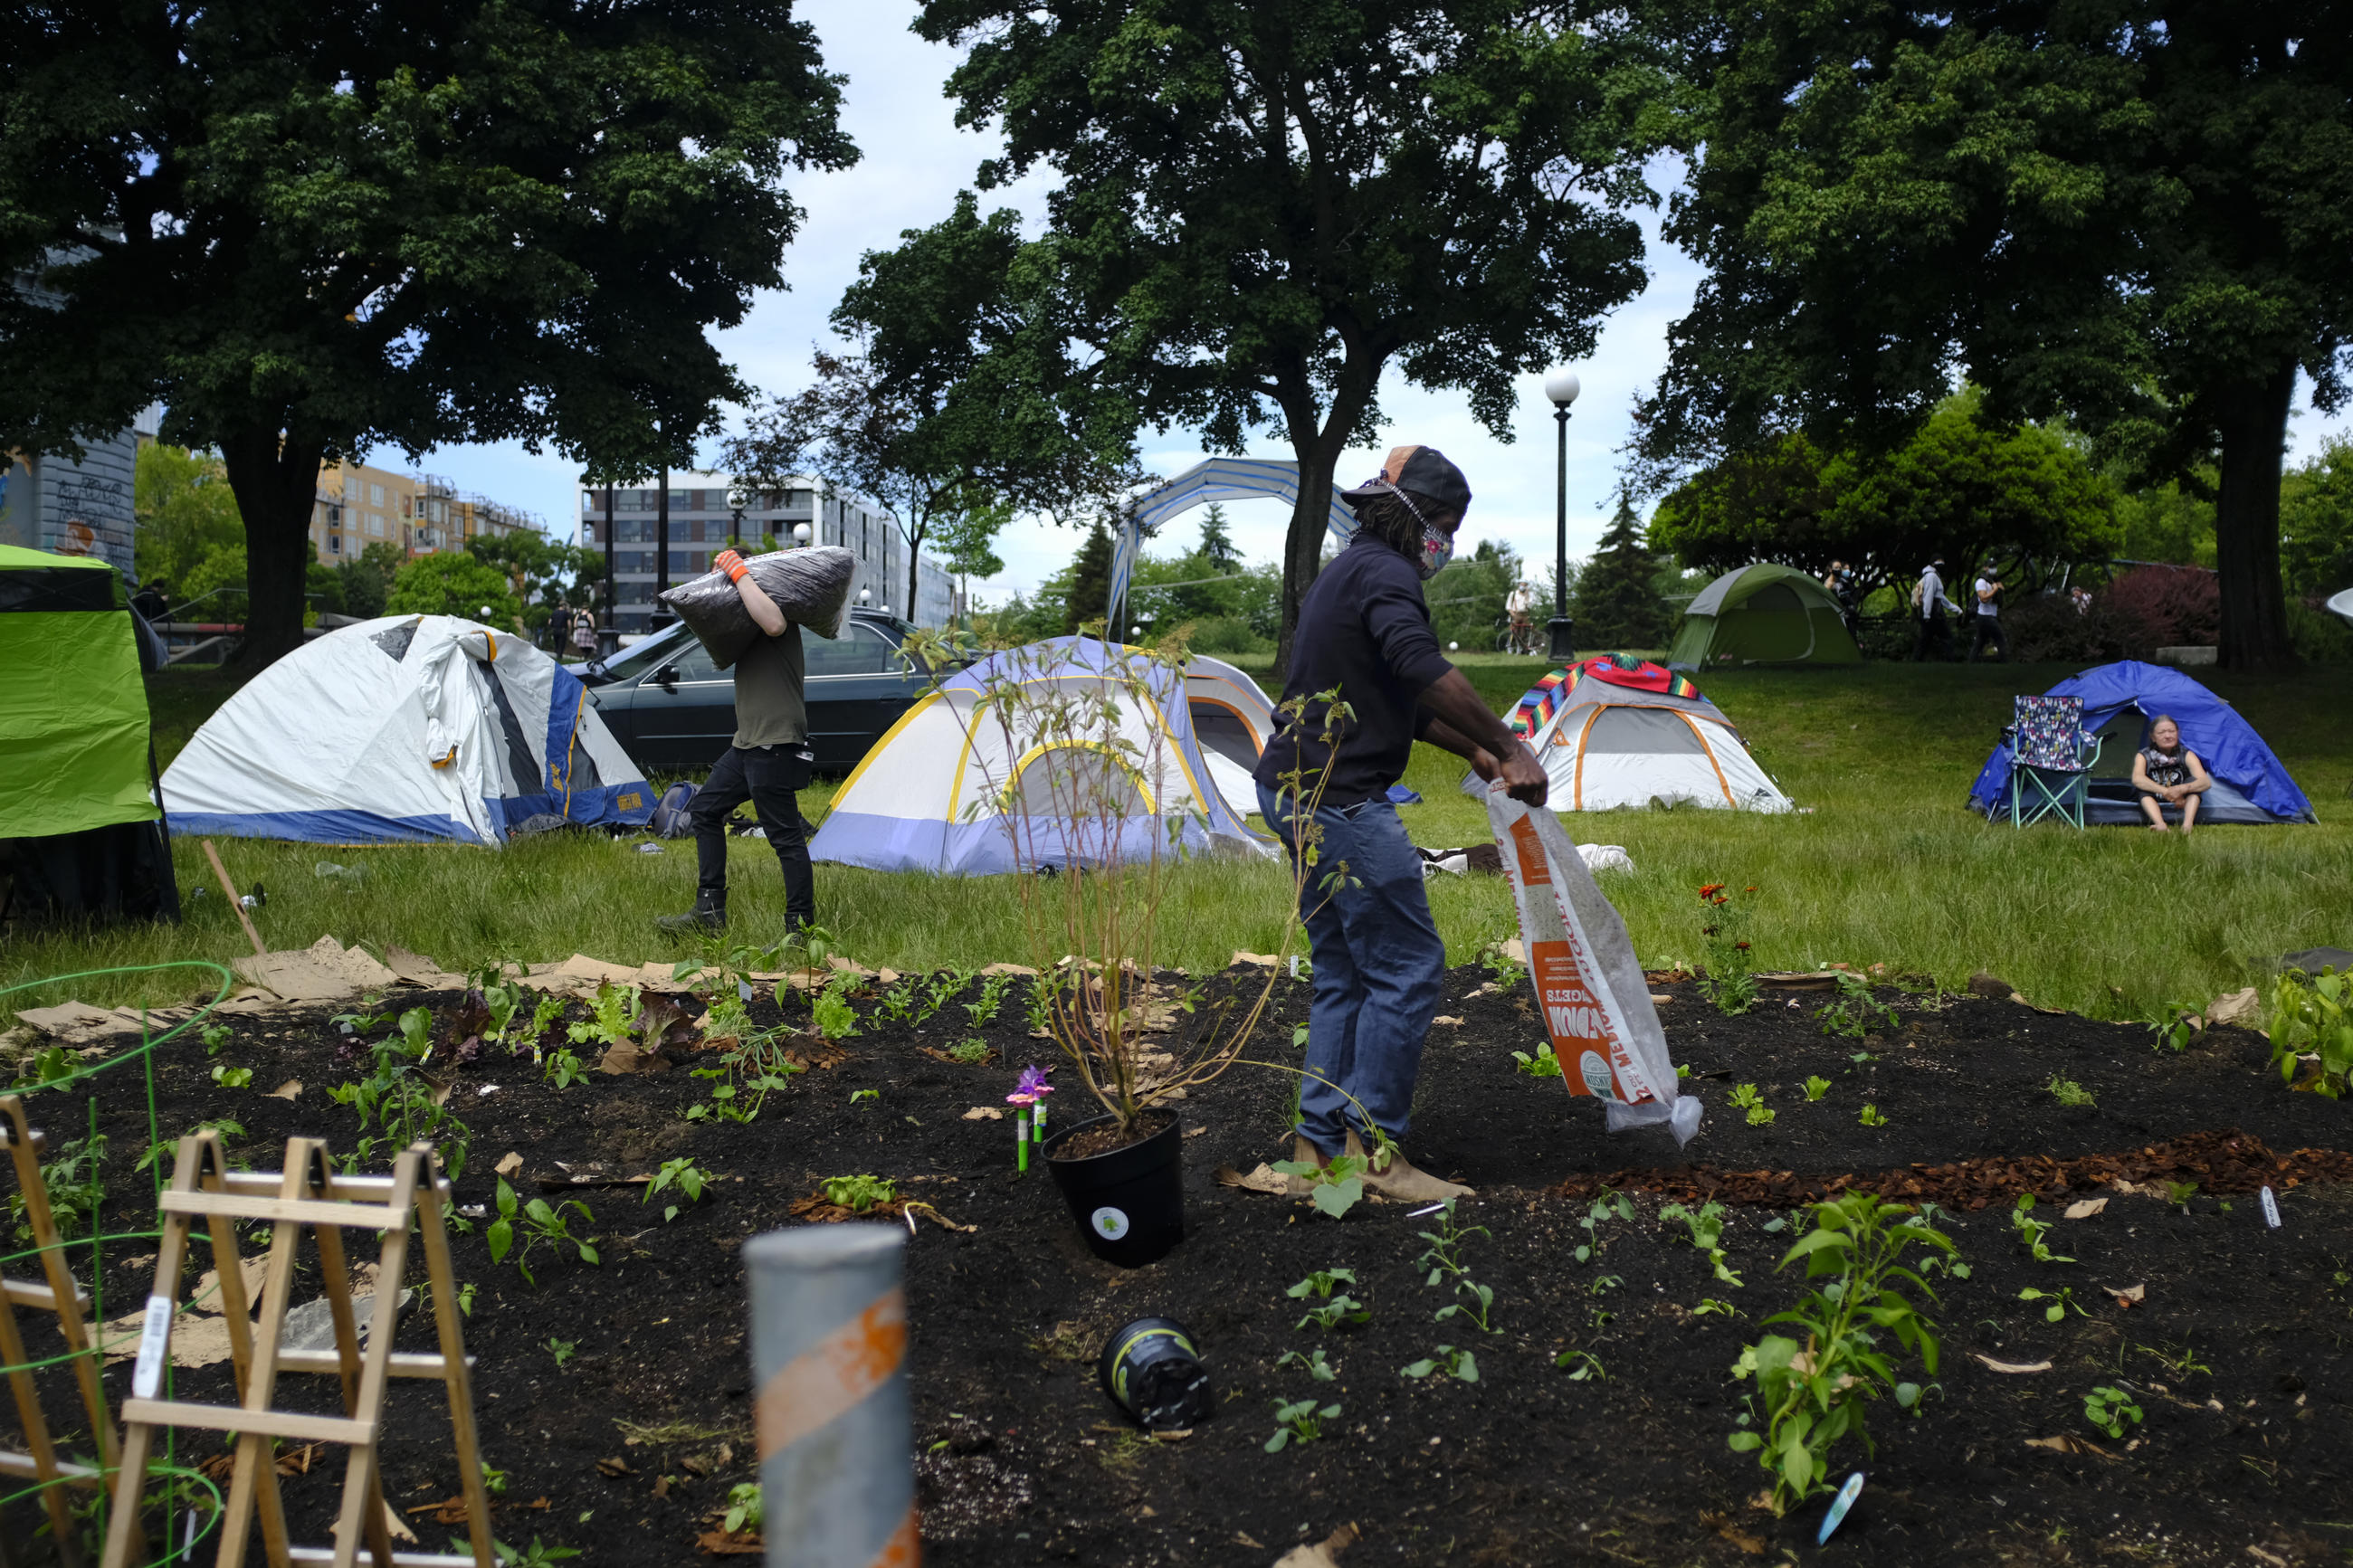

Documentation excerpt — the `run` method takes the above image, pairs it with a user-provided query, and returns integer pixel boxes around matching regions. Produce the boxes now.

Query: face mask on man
[1393,489,1455,580]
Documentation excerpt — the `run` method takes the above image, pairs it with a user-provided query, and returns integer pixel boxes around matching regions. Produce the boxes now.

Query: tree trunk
[2212,362,2300,671]
[218,427,327,670]
[906,523,926,621]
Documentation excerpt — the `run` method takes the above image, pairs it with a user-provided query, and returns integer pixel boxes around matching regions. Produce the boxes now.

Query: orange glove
[715,548,748,583]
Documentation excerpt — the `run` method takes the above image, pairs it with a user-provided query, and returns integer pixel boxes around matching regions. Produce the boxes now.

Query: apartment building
[310,460,541,565]
[572,470,957,632]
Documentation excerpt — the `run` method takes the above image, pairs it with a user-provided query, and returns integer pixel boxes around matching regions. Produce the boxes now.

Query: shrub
[2003,591,2154,663]
[2101,565,2218,649]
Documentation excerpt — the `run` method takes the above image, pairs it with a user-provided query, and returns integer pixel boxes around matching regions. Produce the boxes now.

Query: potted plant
[902,629,1348,1265]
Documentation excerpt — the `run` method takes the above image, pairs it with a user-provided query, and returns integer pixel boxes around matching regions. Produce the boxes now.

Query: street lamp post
[1544,367,1582,663]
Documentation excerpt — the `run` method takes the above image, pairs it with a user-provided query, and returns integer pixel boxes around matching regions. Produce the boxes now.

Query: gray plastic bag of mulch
[657,546,857,669]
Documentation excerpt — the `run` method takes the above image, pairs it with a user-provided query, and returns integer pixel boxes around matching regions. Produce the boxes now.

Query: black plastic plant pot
[1043,1110,1185,1268]
[1098,1316,1213,1433]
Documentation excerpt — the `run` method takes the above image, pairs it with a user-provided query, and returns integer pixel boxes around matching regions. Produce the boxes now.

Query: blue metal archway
[1108,458,1356,630]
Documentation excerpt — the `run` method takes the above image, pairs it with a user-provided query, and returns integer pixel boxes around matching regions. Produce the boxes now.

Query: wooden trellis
[100,1132,492,1568]
[1,1093,126,1568]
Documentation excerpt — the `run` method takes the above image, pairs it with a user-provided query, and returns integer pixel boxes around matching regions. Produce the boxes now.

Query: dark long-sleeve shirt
[1253,533,1454,807]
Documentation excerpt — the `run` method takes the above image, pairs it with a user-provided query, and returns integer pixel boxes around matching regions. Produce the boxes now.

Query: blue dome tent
[1967,660,2315,825]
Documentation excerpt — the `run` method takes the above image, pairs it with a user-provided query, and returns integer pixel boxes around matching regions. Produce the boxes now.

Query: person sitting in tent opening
[1254,444,1548,1204]
[658,548,815,935]
[2131,714,2212,833]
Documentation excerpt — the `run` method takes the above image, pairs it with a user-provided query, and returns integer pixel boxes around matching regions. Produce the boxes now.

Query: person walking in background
[130,577,170,623]
[1822,559,1858,635]
[568,604,598,661]
[1913,557,1959,661]
[1255,443,1549,1204]
[1967,565,2007,662]
[658,548,814,936]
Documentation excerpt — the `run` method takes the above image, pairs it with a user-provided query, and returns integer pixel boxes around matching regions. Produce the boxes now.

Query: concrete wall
[0,432,138,572]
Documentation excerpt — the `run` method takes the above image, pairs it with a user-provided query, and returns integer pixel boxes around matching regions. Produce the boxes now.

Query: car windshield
[597,622,689,683]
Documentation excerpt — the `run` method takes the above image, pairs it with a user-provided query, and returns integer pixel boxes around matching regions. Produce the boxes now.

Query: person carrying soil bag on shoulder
[1254,444,1548,1203]
[658,548,816,936]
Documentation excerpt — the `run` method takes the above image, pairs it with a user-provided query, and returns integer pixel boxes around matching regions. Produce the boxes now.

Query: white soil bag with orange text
[1487,789,1702,1145]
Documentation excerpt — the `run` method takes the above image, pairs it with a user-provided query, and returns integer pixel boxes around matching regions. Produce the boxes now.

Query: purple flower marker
[1009,1065,1054,1172]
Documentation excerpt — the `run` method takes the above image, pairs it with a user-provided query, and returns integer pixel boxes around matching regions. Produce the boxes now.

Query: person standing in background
[1968,565,2007,662]
[569,604,598,661]
[1913,558,1959,661]
[658,548,814,936]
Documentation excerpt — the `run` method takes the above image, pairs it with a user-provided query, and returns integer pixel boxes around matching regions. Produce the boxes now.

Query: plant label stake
[1034,1100,1047,1144]
[1016,1113,1030,1173]
[1817,1470,1865,1544]
[2260,1185,2281,1229]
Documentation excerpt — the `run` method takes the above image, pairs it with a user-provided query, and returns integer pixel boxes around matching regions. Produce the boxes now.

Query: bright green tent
[0,544,158,836]
[1666,563,1862,670]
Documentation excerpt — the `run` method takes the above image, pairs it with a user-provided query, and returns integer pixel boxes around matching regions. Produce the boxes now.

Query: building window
[368,482,385,507]
[329,535,341,554]
[368,513,386,537]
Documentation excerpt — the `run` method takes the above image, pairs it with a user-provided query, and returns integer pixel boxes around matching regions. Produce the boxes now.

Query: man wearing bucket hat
[1253,444,1549,1203]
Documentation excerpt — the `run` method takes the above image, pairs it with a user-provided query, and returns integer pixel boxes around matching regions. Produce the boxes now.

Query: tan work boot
[1344,1131,1475,1202]
[1282,1136,1327,1197]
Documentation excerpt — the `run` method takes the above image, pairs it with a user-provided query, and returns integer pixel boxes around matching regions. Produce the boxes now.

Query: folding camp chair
[2003,695,2101,827]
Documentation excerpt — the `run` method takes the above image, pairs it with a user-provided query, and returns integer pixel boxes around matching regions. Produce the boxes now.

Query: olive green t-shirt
[732,623,806,749]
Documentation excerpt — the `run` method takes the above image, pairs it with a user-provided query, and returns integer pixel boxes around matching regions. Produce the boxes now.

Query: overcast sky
[421,2,2352,599]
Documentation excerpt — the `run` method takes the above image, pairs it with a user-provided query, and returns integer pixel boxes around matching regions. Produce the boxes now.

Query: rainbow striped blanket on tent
[1506,656,1702,738]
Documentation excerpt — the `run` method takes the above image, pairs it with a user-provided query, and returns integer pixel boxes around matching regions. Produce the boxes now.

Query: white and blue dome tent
[162,614,653,844]
[1966,660,2315,826]
[810,637,1274,875]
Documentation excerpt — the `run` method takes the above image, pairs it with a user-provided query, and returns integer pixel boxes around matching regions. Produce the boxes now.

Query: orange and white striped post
[746,1226,919,1568]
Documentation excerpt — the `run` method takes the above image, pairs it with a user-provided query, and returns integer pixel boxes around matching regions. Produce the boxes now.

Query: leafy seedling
[1728,1083,1775,1126]
[643,1158,711,1221]
[1511,1044,1562,1079]
[1287,1269,1368,1331]
[849,1088,880,1106]
[1815,972,1900,1039]
[1434,1279,1499,1335]
[947,1040,989,1064]
[2164,1181,2198,1211]
[812,978,862,1040]
[1264,1398,1338,1452]
[1270,1155,1367,1220]
[2046,1076,2095,1107]
[2017,1286,2089,1322]
[486,1179,598,1286]
[1858,1104,1888,1127]
[1415,1199,1491,1285]
[1660,1201,1745,1287]
[542,1050,586,1090]
[1803,1076,1831,1102]
[722,1483,762,1535]
[547,1337,576,1369]
[1574,1190,1634,1264]
[2083,1385,2144,1440]
[1554,1349,1606,1381]
[1693,1297,1744,1319]
[1399,1345,1478,1383]
[2011,1194,2073,1264]
[201,1023,233,1055]
[210,1065,253,1089]
[1276,1347,1336,1383]
[821,1174,898,1212]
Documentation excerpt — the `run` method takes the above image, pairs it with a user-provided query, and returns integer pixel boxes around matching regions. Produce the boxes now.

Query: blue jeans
[1259,783,1447,1157]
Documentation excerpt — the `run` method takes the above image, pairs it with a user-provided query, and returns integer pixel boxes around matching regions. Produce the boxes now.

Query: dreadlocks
[1352,489,1443,558]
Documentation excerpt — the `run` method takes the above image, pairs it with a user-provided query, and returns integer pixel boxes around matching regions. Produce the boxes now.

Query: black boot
[657,894,725,935]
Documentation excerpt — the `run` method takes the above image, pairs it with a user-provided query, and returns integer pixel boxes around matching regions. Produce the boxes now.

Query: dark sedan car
[576,611,936,774]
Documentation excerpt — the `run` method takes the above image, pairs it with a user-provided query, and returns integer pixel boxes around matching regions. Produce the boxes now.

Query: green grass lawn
[10,659,2348,1022]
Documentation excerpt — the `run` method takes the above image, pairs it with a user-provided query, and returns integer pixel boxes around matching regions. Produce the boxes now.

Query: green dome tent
[0,544,179,923]
[1666,563,1861,670]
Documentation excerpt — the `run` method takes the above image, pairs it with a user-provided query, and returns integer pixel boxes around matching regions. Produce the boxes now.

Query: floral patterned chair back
[2012,695,2089,772]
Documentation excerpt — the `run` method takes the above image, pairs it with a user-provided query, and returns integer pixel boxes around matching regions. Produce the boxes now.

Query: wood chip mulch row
[1547,1128,2353,1210]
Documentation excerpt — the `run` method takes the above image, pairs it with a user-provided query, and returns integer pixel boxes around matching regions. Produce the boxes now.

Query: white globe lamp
[1543,367,1583,408]
[793,522,812,546]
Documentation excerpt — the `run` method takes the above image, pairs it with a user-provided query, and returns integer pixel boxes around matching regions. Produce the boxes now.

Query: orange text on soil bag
[1506,814,1646,1104]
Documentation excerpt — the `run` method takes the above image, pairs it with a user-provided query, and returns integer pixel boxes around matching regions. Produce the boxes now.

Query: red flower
[1736,942,1751,951]
[1698,883,1725,900]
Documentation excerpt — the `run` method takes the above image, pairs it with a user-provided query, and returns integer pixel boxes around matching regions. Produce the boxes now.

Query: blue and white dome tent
[811,636,1274,876]
[162,615,653,844]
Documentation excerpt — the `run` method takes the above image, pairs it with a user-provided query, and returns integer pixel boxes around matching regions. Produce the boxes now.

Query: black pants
[692,745,814,928]
[1967,614,2007,661]
[1912,614,1954,661]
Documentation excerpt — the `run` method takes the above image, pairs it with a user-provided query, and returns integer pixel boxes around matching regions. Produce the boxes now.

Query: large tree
[910,0,1676,672]
[0,0,851,665]
[1636,2,2352,669]
[1573,493,1674,651]
[1650,400,2120,600]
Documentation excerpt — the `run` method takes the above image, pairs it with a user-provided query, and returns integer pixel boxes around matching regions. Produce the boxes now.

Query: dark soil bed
[6,967,2352,1567]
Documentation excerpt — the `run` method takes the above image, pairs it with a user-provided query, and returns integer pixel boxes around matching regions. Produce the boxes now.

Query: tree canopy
[908,0,1678,671]
[1651,402,2119,599]
[386,553,522,627]
[1637,2,2352,668]
[0,0,852,665]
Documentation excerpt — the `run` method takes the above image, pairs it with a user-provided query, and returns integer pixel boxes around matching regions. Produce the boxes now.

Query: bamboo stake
[202,838,269,957]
